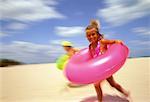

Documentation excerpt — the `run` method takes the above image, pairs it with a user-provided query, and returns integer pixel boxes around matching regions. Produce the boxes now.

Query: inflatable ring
[64,43,129,84]
[56,54,69,70]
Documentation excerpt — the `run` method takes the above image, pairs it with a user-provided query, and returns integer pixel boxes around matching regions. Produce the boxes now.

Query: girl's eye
[92,33,95,36]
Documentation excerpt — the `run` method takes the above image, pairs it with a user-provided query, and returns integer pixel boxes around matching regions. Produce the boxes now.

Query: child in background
[61,41,80,87]
[61,41,79,58]
[85,20,129,102]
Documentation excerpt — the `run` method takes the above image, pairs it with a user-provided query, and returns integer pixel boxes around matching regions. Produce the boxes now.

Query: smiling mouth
[90,39,95,41]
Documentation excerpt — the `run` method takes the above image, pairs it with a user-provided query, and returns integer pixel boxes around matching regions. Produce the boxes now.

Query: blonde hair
[86,19,100,31]
[90,19,100,30]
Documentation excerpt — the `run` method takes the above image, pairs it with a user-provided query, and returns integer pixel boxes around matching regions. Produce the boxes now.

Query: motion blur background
[0,0,150,64]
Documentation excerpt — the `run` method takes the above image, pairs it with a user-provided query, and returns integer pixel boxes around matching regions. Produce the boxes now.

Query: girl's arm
[68,48,79,58]
[74,48,80,52]
[68,52,74,59]
[100,39,122,44]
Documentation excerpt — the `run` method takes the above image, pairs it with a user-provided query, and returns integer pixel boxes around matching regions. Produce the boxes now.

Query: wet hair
[85,19,102,39]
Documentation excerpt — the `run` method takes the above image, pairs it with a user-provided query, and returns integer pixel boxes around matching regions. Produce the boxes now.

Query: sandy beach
[0,57,150,102]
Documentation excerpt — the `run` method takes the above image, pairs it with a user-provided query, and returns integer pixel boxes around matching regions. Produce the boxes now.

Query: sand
[0,57,150,102]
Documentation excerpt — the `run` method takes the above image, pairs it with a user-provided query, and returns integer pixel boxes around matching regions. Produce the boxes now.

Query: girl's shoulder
[99,38,106,43]
[73,48,80,52]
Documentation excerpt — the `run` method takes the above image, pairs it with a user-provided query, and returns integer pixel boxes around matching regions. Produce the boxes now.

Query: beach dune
[0,57,150,102]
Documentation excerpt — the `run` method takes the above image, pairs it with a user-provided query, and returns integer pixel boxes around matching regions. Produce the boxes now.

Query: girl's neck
[90,42,98,49]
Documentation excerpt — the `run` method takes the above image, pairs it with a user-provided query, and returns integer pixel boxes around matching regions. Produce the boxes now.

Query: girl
[61,41,79,58]
[61,41,81,87]
[85,20,129,102]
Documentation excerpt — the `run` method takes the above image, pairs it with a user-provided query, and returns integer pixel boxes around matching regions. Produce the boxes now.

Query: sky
[0,0,150,63]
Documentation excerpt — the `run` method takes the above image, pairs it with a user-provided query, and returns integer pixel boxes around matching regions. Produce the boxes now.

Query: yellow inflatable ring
[56,54,69,70]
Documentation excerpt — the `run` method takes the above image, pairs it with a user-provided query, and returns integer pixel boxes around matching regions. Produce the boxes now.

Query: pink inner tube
[64,43,129,84]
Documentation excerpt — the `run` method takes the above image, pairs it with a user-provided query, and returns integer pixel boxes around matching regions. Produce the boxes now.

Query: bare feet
[122,91,133,102]
[123,90,130,97]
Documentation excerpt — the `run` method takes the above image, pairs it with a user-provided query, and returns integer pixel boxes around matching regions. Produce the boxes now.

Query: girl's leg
[94,82,103,102]
[107,76,129,97]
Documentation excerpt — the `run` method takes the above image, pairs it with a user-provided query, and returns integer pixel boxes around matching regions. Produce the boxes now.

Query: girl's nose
[90,35,94,39]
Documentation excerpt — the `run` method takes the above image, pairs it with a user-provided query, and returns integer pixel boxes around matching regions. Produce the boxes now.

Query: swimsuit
[89,42,103,58]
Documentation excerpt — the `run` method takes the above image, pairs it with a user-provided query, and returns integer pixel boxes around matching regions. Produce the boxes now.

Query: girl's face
[86,29,99,43]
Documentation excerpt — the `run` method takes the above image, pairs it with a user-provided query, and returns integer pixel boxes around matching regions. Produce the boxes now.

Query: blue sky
[0,0,150,63]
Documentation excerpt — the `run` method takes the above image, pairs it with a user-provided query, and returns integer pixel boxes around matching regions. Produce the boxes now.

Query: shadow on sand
[67,83,88,88]
[59,83,88,94]
[80,94,129,102]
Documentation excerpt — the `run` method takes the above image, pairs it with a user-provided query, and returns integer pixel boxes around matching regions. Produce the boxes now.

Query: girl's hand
[115,40,123,44]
